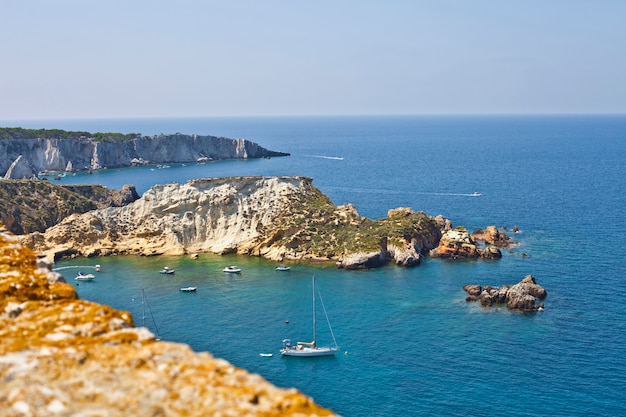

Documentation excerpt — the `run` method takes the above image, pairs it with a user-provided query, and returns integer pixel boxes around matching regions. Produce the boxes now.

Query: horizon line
[2,112,626,122]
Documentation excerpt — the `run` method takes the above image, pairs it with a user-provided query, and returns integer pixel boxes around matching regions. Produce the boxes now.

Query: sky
[2,0,625,119]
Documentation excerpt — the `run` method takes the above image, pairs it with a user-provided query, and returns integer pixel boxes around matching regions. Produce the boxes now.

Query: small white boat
[179,286,197,292]
[259,353,273,357]
[75,272,95,281]
[275,264,291,271]
[223,266,241,273]
[160,266,175,275]
[472,192,481,197]
[95,264,101,272]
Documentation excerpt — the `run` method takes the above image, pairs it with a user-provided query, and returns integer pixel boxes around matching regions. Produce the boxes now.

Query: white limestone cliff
[1,134,289,179]
[19,176,445,268]
[21,176,318,260]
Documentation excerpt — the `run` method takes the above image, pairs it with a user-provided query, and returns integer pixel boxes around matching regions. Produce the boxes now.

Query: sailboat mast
[141,288,146,327]
[312,276,316,346]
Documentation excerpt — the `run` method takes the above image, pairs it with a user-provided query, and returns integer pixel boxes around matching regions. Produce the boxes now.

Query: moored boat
[223,266,241,273]
[75,272,95,281]
[281,276,339,357]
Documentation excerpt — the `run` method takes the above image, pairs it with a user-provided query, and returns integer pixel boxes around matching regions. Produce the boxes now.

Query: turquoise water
[28,115,626,416]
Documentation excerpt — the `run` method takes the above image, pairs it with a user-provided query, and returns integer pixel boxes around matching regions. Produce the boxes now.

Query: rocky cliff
[0,223,336,416]
[1,132,289,179]
[0,180,139,235]
[20,176,444,269]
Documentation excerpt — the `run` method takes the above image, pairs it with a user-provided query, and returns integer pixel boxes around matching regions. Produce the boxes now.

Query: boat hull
[280,347,338,357]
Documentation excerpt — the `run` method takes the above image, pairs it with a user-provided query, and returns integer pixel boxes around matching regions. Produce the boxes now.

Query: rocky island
[0,127,289,179]
[18,176,444,268]
[14,175,512,269]
[464,275,547,312]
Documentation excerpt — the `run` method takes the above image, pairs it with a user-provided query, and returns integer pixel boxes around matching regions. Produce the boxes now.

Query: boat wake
[415,191,481,197]
[305,155,344,161]
[327,186,480,197]
[53,265,97,271]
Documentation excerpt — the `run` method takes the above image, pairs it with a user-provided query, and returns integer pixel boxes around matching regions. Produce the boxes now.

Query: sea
[5,115,626,416]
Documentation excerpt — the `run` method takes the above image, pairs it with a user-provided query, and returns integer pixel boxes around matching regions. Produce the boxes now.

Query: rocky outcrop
[429,226,502,259]
[1,133,289,179]
[463,275,547,312]
[471,225,515,248]
[19,177,444,268]
[0,223,336,416]
[0,180,139,235]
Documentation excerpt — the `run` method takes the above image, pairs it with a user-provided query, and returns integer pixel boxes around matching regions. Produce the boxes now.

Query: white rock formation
[21,176,315,260]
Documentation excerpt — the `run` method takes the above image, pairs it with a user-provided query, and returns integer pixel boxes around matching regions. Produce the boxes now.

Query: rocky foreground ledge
[0,224,336,416]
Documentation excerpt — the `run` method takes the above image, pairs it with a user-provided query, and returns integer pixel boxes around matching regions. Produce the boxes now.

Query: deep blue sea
[7,115,626,416]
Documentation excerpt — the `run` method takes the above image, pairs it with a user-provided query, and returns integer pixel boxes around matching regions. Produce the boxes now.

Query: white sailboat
[281,276,339,357]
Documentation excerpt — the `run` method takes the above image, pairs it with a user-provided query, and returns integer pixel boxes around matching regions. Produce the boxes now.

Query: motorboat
[223,266,241,273]
[275,264,291,271]
[75,272,95,281]
[179,286,197,292]
[160,266,175,274]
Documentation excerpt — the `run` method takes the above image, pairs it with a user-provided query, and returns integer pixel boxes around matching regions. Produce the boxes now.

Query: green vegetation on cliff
[0,127,141,142]
[273,185,439,257]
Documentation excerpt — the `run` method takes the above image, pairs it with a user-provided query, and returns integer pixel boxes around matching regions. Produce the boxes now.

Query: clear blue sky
[3,0,625,119]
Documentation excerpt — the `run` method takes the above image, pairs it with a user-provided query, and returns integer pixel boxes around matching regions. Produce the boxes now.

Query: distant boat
[160,266,175,274]
[275,264,291,271]
[281,276,339,357]
[141,288,161,341]
[75,271,95,281]
[223,266,241,273]
[95,264,101,272]
[179,286,197,292]
[472,192,481,197]
[259,353,273,357]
